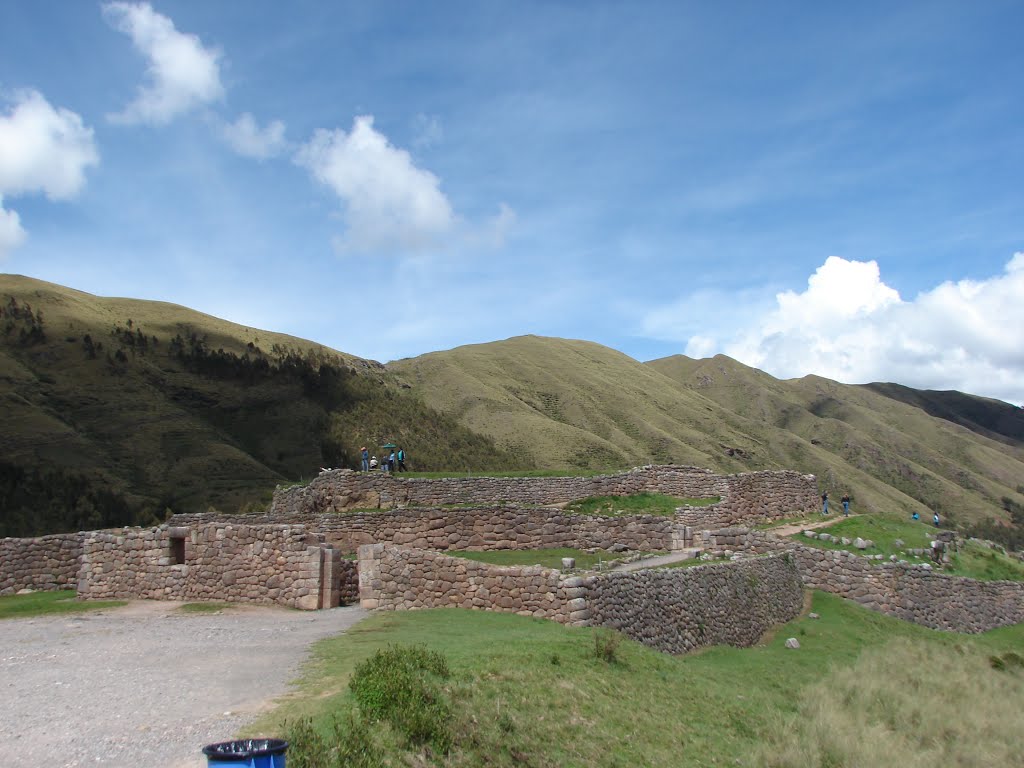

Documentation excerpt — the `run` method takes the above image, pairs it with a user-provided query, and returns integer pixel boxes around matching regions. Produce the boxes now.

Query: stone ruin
[4,464,1024,654]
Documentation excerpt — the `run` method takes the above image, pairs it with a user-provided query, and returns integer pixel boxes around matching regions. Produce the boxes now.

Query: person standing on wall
[389,449,396,472]
[841,493,850,516]
[397,447,407,472]
[821,491,829,515]
[360,446,369,472]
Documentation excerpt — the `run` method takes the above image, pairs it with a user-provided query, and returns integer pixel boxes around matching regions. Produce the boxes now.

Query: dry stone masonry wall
[0,532,83,596]
[174,506,682,554]
[357,544,587,623]
[357,545,803,654]
[270,465,819,527]
[77,524,339,610]
[586,555,804,653]
[792,545,1024,633]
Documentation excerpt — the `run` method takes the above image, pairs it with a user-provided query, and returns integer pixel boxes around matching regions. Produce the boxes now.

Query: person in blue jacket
[360,446,369,472]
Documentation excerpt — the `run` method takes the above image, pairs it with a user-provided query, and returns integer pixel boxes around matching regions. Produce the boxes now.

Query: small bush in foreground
[285,713,382,768]
[349,644,452,753]
[593,628,622,664]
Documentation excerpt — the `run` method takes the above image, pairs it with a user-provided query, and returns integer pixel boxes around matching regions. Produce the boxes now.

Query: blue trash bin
[202,738,288,768]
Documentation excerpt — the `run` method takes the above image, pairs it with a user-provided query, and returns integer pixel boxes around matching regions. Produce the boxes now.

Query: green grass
[949,540,1024,582]
[564,492,719,517]
[248,592,1024,766]
[445,548,650,570]
[790,514,1024,581]
[789,514,936,560]
[0,590,126,619]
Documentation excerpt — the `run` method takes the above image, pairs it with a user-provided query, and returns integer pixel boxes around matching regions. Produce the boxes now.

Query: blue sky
[1,1,1022,403]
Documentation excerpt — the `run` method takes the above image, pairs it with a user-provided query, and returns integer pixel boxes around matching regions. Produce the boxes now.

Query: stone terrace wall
[78,524,330,610]
[270,465,818,527]
[357,544,589,624]
[0,533,83,596]
[793,545,1024,633]
[358,545,803,654]
[696,526,1024,633]
[586,554,804,654]
[174,506,683,554]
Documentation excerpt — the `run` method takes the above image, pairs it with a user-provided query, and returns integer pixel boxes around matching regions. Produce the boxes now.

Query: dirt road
[0,600,366,768]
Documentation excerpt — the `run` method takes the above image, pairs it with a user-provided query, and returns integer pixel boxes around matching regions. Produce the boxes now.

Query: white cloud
[295,115,455,253]
[0,198,26,259]
[0,90,99,199]
[104,1,223,125]
[221,113,286,159]
[667,254,1024,405]
[0,90,99,258]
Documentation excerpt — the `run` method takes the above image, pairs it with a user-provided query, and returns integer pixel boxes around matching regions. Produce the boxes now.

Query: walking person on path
[388,450,396,472]
[933,512,940,527]
[397,447,407,472]
[821,491,829,515]
[841,493,850,516]
[360,446,369,472]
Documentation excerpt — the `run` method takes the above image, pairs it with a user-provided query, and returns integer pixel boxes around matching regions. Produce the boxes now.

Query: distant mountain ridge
[2,275,1022,538]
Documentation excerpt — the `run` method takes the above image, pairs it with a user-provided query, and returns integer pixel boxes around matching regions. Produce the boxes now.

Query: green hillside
[0,275,517,536]
[390,339,1024,528]
[649,354,1024,526]
[4,276,1022,541]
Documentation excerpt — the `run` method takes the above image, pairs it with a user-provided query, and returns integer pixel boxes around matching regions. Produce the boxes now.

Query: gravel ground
[0,600,367,768]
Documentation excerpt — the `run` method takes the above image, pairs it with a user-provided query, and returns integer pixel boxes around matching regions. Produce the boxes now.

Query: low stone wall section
[358,545,803,654]
[77,524,331,610]
[0,533,84,596]
[697,527,1024,633]
[357,544,588,624]
[173,506,683,554]
[271,465,818,527]
[586,554,804,654]
[792,545,1024,633]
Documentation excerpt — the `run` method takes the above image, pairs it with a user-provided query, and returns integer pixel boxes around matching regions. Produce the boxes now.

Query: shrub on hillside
[349,644,453,753]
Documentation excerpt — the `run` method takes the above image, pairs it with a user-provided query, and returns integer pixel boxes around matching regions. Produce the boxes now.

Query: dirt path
[0,601,366,768]
[768,514,858,538]
[612,515,860,572]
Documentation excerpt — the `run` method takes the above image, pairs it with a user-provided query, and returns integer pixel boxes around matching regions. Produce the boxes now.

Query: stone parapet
[0,532,83,595]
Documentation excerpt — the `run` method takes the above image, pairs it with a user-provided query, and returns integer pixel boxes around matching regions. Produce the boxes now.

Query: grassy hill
[389,338,1024,528]
[0,275,517,536]
[4,276,1023,540]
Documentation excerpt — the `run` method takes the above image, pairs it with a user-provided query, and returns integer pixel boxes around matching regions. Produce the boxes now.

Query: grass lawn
[248,592,1024,767]
[0,590,126,619]
[950,540,1024,581]
[789,514,1024,581]
[445,548,650,570]
[564,492,719,517]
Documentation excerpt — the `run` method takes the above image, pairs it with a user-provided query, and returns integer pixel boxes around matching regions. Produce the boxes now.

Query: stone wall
[792,545,1024,633]
[586,554,804,654]
[357,544,589,624]
[77,524,332,610]
[357,545,803,654]
[270,465,818,526]
[173,506,684,554]
[0,533,83,596]
[696,527,1024,633]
